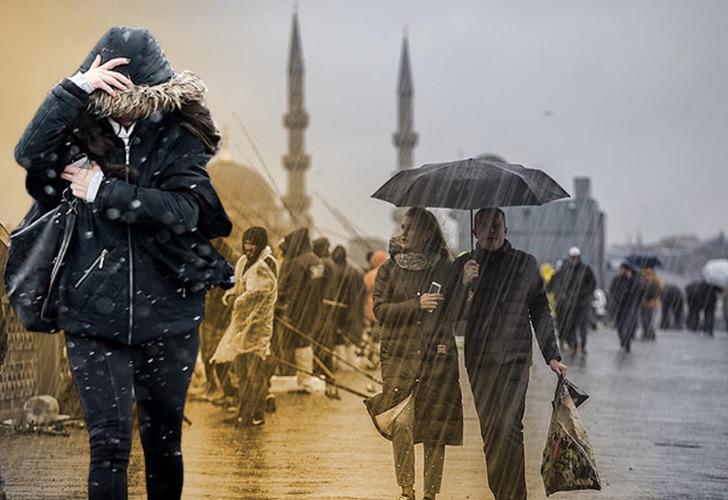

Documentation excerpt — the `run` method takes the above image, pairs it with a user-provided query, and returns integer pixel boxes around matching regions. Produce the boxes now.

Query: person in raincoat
[212,227,278,425]
[639,267,662,340]
[448,208,566,500]
[548,247,597,355]
[608,263,644,352]
[373,207,463,500]
[13,27,232,499]
[277,228,325,392]
[539,262,557,314]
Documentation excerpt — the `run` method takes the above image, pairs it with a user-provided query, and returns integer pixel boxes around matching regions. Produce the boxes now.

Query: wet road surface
[2,327,728,499]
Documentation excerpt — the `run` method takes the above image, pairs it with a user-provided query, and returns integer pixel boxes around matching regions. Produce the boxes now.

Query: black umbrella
[372,157,569,209]
[371,157,569,248]
[625,254,663,269]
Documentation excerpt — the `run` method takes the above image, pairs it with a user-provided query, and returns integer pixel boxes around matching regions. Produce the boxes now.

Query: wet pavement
[1,327,728,499]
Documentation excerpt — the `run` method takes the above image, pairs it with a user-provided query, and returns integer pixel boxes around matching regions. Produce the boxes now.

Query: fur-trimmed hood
[87,70,207,120]
[79,27,220,152]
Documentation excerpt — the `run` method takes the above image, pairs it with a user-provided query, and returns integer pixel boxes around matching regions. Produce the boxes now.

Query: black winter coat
[13,29,232,345]
[549,260,597,310]
[278,228,325,350]
[373,256,463,446]
[449,241,561,368]
[608,273,643,329]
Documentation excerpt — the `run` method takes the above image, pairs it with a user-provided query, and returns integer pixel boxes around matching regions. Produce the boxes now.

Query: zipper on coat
[74,248,108,288]
[124,141,134,344]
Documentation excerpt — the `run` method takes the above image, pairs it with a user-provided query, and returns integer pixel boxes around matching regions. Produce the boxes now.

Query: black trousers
[557,302,589,350]
[617,315,638,352]
[468,360,530,500]
[66,332,198,500]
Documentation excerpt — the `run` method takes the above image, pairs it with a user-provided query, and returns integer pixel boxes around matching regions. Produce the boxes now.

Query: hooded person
[212,226,278,425]
[13,27,233,499]
[277,227,325,392]
[330,245,366,366]
[312,237,340,379]
[638,267,662,340]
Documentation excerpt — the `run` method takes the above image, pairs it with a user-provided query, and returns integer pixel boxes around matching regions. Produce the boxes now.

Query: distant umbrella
[702,259,728,288]
[625,254,663,269]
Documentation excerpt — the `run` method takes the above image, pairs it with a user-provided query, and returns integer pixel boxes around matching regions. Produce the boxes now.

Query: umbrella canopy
[625,254,663,269]
[371,157,569,209]
[702,259,728,288]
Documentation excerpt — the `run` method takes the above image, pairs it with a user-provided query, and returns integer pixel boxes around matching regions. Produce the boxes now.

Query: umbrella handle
[470,209,474,251]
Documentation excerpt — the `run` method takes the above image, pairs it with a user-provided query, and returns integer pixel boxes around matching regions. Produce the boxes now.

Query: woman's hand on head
[82,54,133,96]
[61,161,103,200]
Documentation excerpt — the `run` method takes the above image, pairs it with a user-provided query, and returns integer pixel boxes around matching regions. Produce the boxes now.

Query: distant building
[504,177,606,286]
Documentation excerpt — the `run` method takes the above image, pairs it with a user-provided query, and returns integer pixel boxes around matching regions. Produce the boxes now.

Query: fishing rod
[275,316,383,386]
[270,355,371,399]
[335,327,368,351]
[311,352,341,399]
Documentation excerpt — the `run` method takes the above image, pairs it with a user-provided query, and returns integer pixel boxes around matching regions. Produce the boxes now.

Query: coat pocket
[73,248,109,288]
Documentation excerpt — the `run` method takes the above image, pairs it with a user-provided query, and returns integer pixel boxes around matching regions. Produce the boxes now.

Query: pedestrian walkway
[1,328,727,499]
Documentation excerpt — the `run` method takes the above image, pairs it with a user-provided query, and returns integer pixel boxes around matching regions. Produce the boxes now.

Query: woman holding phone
[372,207,463,500]
[14,27,232,499]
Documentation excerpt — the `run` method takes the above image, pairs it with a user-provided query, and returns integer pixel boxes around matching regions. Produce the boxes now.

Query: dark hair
[403,207,449,257]
[242,226,268,271]
[242,226,268,250]
[71,101,220,180]
[474,208,506,229]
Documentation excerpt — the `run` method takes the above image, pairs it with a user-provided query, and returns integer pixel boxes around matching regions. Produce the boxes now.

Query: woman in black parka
[14,27,232,500]
[373,207,463,500]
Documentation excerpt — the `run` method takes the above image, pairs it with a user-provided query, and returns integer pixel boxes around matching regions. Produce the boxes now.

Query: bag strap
[553,374,566,406]
[40,199,78,320]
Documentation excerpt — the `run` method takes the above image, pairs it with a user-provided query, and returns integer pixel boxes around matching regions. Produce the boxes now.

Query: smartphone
[428,281,441,294]
[69,154,91,169]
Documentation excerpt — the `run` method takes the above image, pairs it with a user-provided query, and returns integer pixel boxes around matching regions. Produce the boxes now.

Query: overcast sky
[2,0,727,246]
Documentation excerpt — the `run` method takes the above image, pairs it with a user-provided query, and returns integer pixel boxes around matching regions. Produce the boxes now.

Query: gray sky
[2,0,727,246]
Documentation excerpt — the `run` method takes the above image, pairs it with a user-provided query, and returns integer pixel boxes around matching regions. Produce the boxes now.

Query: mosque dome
[207,145,289,248]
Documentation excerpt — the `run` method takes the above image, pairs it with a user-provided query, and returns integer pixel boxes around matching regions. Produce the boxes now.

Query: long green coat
[373,256,463,446]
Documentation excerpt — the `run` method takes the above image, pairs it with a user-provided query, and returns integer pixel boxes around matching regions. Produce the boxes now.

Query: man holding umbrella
[448,208,567,500]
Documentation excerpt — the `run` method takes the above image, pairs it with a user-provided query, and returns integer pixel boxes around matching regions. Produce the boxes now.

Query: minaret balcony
[284,113,310,128]
[283,154,311,171]
[283,194,312,212]
[392,132,419,148]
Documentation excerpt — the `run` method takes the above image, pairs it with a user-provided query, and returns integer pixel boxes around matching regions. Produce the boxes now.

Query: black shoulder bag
[3,192,78,333]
